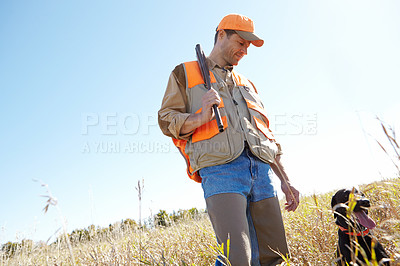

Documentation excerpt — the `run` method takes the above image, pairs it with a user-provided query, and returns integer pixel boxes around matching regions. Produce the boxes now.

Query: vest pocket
[192,116,228,143]
[245,99,275,140]
[191,100,228,143]
[186,116,231,172]
[253,116,275,140]
[245,99,268,121]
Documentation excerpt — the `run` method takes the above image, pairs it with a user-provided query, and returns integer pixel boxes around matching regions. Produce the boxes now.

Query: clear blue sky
[1,0,399,244]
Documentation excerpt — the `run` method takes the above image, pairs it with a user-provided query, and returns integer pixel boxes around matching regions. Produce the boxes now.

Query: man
[158,14,300,266]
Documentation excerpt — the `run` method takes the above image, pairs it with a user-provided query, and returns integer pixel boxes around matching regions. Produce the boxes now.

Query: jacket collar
[206,57,234,72]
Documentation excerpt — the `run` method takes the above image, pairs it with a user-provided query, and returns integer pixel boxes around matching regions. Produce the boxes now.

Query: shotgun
[195,44,224,132]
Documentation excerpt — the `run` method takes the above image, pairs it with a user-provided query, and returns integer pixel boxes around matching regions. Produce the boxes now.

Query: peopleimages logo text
[81,112,317,137]
[81,112,158,136]
[80,112,317,154]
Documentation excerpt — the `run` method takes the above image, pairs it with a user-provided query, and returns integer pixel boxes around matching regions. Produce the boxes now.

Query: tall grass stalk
[376,117,400,175]
[135,178,144,264]
[35,180,76,265]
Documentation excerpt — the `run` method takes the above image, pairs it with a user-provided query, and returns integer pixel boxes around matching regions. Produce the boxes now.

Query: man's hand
[199,88,221,123]
[180,88,221,135]
[270,154,300,212]
[281,182,300,212]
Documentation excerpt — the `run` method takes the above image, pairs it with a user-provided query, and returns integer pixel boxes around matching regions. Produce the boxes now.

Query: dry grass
[1,179,399,265]
[1,214,219,265]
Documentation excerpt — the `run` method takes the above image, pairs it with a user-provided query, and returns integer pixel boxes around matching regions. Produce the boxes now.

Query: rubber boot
[206,193,252,266]
[249,196,289,266]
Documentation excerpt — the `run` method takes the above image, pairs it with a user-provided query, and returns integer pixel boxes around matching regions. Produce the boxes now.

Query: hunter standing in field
[158,14,300,266]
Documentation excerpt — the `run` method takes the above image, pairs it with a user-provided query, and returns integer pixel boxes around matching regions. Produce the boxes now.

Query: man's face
[219,32,251,66]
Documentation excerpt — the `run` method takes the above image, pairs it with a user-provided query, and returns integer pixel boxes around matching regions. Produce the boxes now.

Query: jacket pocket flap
[192,116,228,143]
[253,116,275,140]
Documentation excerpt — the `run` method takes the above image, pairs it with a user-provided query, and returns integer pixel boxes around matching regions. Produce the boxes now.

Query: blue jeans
[199,147,277,265]
[200,147,276,202]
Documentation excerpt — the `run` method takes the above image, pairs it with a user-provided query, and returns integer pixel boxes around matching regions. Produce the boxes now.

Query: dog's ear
[331,189,346,220]
[331,195,337,209]
[331,193,339,220]
[331,189,344,208]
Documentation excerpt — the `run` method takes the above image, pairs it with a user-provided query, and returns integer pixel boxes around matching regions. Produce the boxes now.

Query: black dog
[331,188,390,265]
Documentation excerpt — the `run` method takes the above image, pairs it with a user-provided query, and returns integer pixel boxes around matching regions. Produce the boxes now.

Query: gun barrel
[195,44,224,132]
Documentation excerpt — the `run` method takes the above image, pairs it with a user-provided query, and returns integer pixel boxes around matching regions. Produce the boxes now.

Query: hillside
[1,179,399,265]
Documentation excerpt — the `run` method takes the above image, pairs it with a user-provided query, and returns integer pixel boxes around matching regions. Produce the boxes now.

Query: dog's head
[331,188,376,230]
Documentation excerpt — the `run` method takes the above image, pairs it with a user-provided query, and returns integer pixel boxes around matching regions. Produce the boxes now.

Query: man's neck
[208,48,228,68]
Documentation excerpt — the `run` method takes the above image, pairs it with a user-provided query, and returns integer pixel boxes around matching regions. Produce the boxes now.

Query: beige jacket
[158,58,282,175]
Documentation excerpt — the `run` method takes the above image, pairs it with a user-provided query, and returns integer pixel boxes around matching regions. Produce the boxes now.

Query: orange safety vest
[172,61,275,183]
[171,61,220,183]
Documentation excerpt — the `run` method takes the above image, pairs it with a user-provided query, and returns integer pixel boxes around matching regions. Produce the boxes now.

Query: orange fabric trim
[245,100,275,140]
[232,71,259,93]
[232,71,251,87]
[184,61,217,89]
[192,116,228,143]
[248,79,258,94]
[254,116,275,140]
[338,226,370,237]
[172,138,202,183]
[245,99,269,127]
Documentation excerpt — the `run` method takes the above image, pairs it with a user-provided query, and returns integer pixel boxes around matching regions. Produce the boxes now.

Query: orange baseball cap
[216,14,264,47]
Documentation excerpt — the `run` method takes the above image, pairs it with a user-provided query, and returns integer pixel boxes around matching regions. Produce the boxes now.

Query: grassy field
[1,179,399,265]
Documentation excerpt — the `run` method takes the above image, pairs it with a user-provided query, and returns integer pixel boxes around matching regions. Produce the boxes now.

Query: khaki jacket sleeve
[158,64,194,140]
